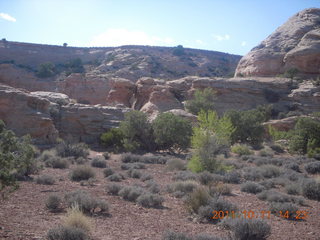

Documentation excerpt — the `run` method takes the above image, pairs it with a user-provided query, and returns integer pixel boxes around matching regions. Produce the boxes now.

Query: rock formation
[235,8,320,77]
[0,84,128,144]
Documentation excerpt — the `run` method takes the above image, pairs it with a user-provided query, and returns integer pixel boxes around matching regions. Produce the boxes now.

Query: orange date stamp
[212,210,309,220]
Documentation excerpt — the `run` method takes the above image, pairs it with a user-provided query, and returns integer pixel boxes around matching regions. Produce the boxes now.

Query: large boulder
[0,84,59,144]
[235,8,320,77]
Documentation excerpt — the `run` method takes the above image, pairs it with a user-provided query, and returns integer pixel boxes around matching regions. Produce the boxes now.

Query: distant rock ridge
[235,8,320,77]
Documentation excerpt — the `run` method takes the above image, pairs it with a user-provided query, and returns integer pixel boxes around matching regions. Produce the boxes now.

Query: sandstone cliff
[235,8,320,77]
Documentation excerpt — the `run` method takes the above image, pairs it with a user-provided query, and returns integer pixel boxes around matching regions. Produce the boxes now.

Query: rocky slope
[235,8,320,77]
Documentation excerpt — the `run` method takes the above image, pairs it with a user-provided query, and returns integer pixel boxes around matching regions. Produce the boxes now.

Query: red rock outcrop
[235,8,320,77]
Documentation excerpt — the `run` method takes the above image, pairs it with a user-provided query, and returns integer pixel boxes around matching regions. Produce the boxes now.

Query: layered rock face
[235,8,320,77]
[0,84,127,144]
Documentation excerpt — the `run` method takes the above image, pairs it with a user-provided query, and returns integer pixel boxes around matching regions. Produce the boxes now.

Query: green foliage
[56,141,89,159]
[100,128,124,151]
[185,88,216,115]
[119,111,154,152]
[36,62,56,78]
[226,105,272,146]
[172,45,185,56]
[289,117,320,154]
[189,110,234,173]
[70,166,95,182]
[0,120,37,195]
[153,113,192,152]
[65,58,85,75]
[231,144,253,156]
[283,68,299,79]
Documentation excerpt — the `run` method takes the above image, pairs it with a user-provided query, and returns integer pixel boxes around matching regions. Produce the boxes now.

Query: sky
[0,0,319,55]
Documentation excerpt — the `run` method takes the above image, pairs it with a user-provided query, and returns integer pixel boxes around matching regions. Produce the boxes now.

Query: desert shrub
[100,128,124,151]
[226,106,272,146]
[189,110,234,173]
[46,194,62,212]
[107,173,124,182]
[36,175,55,185]
[210,183,232,196]
[304,161,320,174]
[301,179,320,201]
[252,156,283,166]
[127,169,142,178]
[121,162,146,170]
[240,181,264,194]
[146,180,160,193]
[119,186,144,202]
[0,121,37,194]
[259,165,280,178]
[106,183,123,195]
[185,186,211,213]
[185,88,216,115]
[137,192,164,208]
[166,158,186,171]
[46,226,88,240]
[259,179,276,190]
[198,196,237,222]
[257,190,291,203]
[56,141,89,159]
[103,168,114,177]
[284,162,300,172]
[63,204,92,233]
[223,170,241,184]
[70,166,95,181]
[173,171,197,181]
[222,217,271,240]
[231,144,252,156]
[153,113,192,152]
[194,235,224,240]
[120,110,155,152]
[242,167,263,181]
[269,202,299,219]
[65,190,109,214]
[91,157,107,168]
[167,181,198,196]
[141,173,153,181]
[103,152,110,160]
[197,171,215,185]
[46,157,69,169]
[258,147,274,157]
[141,154,168,164]
[74,157,87,165]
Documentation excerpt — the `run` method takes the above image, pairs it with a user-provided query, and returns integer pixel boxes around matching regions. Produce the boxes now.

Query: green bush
[189,110,234,173]
[46,157,69,169]
[100,128,124,151]
[185,88,216,115]
[70,166,95,181]
[107,173,124,182]
[226,105,272,146]
[119,111,154,152]
[153,113,192,152]
[231,144,252,156]
[167,181,198,197]
[127,169,142,178]
[269,202,299,219]
[103,168,114,177]
[172,45,185,56]
[36,62,56,78]
[0,120,37,194]
[166,158,186,171]
[185,186,211,213]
